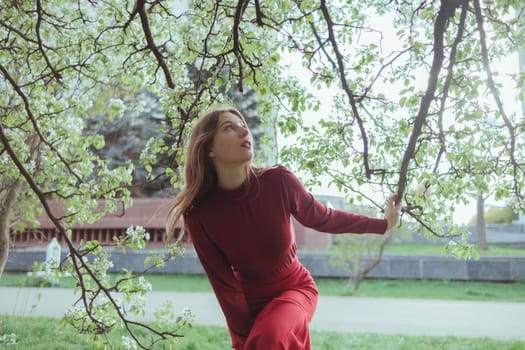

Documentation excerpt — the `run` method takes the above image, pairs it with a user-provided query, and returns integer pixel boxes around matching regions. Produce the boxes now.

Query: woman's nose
[238,126,249,137]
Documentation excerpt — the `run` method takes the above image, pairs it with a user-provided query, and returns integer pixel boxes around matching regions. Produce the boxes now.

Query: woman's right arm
[185,215,251,349]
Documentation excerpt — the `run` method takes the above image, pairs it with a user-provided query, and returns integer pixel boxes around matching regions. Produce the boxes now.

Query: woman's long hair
[166,106,263,243]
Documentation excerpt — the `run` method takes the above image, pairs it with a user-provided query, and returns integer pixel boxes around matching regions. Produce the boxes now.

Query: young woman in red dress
[166,107,401,350]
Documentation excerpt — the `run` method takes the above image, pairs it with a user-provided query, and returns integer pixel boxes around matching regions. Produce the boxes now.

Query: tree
[331,232,393,294]
[276,0,524,259]
[471,200,518,225]
[86,86,265,198]
[477,194,489,250]
[1,0,523,348]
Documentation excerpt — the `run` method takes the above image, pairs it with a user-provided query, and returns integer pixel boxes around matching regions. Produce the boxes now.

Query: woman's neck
[215,165,248,190]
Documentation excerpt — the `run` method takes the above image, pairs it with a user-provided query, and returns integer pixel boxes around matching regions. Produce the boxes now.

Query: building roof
[36,198,176,229]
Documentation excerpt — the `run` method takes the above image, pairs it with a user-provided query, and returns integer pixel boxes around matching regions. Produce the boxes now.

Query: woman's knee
[244,301,311,350]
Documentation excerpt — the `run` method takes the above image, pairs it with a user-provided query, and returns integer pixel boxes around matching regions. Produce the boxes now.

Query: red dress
[185,166,387,349]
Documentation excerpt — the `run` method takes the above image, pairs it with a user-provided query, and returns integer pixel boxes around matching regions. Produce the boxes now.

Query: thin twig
[319,0,372,179]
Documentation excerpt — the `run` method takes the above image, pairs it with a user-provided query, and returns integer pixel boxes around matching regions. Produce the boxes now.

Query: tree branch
[0,64,83,183]
[135,0,175,89]
[253,0,265,26]
[231,0,249,91]
[435,1,468,170]
[319,0,372,179]
[396,0,458,203]
[35,0,62,83]
[473,0,522,201]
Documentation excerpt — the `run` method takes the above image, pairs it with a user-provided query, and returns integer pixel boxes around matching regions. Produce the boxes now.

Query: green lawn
[3,245,524,348]
[1,316,524,350]
[2,272,525,302]
[315,278,525,301]
[383,243,525,256]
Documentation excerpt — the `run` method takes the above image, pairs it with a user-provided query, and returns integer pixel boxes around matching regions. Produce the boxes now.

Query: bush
[469,205,518,225]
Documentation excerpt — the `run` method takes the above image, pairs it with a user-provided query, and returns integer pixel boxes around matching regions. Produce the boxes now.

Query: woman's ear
[208,149,215,158]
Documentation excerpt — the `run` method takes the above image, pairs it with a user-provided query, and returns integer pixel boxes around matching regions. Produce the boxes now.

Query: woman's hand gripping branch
[384,195,402,232]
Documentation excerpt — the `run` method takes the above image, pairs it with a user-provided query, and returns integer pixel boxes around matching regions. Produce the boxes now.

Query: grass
[2,245,524,348]
[314,278,525,302]
[2,272,525,302]
[383,243,525,256]
[1,315,524,350]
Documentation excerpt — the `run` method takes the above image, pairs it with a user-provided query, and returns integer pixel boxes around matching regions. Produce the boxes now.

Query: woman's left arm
[281,167,400,234]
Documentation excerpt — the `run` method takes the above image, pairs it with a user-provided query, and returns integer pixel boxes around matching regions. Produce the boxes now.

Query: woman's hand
[384,194,402,231]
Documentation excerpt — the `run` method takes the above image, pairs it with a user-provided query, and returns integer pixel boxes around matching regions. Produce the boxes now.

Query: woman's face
[208,112,253,167]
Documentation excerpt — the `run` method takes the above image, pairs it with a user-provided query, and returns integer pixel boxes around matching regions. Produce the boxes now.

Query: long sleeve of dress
[184,215,251,349]
[280,167,387,235]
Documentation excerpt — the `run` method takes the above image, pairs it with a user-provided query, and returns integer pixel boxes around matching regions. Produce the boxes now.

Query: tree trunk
[0,135,39,277]
[351,232,392,294]
[0,179,21,277]
[476,194,489,250]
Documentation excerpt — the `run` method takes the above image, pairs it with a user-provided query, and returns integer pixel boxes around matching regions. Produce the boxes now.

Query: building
[11,197,334,250]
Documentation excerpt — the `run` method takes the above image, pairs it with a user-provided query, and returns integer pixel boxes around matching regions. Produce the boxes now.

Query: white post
[26,237,63,284]
[45,237,61,274]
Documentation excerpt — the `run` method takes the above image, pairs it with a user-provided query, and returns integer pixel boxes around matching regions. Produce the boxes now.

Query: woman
[166,107,401,350]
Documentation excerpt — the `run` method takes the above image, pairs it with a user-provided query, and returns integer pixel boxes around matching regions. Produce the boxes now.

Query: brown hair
[166,106,264,243]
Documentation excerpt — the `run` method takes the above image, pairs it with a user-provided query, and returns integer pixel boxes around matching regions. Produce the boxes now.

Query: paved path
[1,287,524,341]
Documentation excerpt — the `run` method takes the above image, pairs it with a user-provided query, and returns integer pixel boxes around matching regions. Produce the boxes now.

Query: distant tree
[329,202,410,293]
[87,86,265,198]
[487,206,519,224]
[470,202,518,225]
[469,196,518,250]
[330,232,391,294]
[476,194,489,250]
[86,90,167,197]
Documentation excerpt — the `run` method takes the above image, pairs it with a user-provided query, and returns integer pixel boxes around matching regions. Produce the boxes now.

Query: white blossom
[125,226,151,249]
[121,336,138,350]
[137,276,152,292]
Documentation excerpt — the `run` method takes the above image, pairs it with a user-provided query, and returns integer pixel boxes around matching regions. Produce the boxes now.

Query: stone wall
[403,223,525,245]
[298,252,525,281]
[6,249,525,282]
